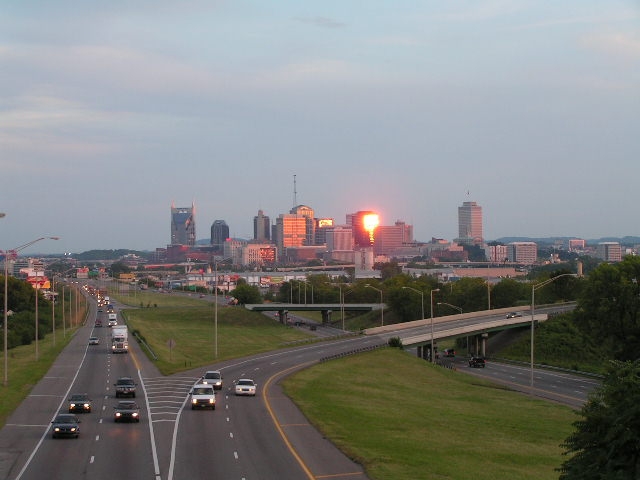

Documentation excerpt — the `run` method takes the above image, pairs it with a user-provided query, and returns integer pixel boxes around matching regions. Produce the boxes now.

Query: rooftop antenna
[293,174,297,207]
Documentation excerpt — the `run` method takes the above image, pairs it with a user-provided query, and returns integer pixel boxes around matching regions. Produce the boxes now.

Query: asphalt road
[0,298,597,480]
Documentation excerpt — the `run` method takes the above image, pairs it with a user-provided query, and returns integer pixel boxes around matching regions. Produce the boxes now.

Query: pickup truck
[190,384,216,410]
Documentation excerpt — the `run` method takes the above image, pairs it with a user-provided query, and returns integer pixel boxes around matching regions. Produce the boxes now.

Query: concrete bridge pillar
[321,310,331,323]
[481,333,488,357]
[278,310,287,324]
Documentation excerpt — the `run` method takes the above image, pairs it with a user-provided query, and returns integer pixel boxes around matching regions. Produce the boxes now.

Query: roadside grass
[0,329,79,427]
[283,348,576,480]
[112,290,209,308]
[123,305,313,375]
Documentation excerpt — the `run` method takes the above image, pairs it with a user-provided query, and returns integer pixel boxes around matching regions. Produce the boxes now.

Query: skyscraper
[211,220,230,248]
[348,211,380,248]
[171,202,196,246]
[457,201,483,245]
[253,210,271,242]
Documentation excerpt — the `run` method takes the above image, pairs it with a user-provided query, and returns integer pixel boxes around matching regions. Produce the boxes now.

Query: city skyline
[2,2,638,254]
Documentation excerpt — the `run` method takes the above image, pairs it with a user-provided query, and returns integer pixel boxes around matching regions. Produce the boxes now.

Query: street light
[365,284,383,326]
[3,236,59,385]
[437,302,463,314]
[530,273,578,391]
[430,288,440,362]
[402,286,424,322]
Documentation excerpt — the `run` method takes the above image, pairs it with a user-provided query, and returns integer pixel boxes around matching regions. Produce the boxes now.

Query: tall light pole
[3,236,59,385]
[402,286,424,321]
[530,273,577,391]
[430,288,440,362]
[365,284,383,326]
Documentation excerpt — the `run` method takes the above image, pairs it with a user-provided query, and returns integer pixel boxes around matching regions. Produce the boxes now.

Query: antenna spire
[293,174,297,207]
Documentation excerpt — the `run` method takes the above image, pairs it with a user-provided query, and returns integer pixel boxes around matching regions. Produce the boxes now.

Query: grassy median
[283,348,575,480]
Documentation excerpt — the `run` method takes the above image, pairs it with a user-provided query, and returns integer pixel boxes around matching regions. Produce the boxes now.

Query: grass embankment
[122,302,313,375]
[283,348,576,480]
[0,305,87,427]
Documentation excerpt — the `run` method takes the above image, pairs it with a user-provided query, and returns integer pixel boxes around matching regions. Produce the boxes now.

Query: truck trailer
[111,325,129,353]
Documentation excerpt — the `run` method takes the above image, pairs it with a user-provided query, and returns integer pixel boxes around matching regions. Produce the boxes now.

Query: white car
[235,379,257,396]
[201,370,223,390]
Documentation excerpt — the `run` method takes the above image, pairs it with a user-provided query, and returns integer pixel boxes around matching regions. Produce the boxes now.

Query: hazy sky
[2,1,639,254]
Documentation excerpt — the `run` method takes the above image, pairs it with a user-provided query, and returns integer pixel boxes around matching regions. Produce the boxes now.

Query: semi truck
[111,325,129,353]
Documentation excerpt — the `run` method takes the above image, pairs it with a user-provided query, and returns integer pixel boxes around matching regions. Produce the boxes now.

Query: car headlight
[209,398,214,404]
[54,427,61,432]
[84,403,90,408]
[70,427,77,432]
[132,412,139,417]
[115,412,122,417]
[192,399,197,404]
[70,403,76,408]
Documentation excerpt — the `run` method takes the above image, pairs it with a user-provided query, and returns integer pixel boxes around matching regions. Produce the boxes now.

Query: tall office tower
[348,210,380,248]
[458,201,483,245]
[290,205,315,245]
[274,214,307,253]
[253,210,271,242]
[211,220,230,248]
[171,202,196,246]
[314,218,334,245]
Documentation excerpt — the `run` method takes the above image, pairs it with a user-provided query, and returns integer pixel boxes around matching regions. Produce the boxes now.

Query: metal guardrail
[132,330,158,361]
[490,356,604,379]
[319,343,387,363]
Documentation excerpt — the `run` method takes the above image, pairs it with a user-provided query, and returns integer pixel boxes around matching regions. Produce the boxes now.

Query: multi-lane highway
[0,298,597,480]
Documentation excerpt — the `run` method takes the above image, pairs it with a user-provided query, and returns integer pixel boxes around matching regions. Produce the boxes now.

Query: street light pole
[436,302,463,314]
[3,236,59,384]
[402,286,424,321]
[530,273,578,391]
[365,284,383,326]
[430,288,440,362]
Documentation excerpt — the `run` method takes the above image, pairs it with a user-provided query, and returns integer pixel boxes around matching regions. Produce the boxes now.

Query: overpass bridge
[364,303,576,360]
[245,303,381,323]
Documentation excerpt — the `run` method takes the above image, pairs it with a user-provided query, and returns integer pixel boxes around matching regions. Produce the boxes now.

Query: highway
[0,299,596,480]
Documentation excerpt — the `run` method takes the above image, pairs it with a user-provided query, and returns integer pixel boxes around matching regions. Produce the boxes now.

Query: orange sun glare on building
[363,214,380,244]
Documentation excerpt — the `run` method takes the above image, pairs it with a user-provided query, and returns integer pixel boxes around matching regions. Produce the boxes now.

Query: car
[200,370,223,390]
[442,348,456,357]
[51,413,81,438]
[190,384,216,409]
[468,356,486,368]
[95,319,102,327]
[88,336,100,345]
[68,393,92,413]
[108,319,118,327]
[505,312,523,318]
[114,400,140,422]
[114,377,137,398]
[235,378,257,396]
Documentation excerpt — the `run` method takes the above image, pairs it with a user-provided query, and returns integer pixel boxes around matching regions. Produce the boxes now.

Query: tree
[559,359,640,479]
[574,256,640,360]
[230,284,262,305]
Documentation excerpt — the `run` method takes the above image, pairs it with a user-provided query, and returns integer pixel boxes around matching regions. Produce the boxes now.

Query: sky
[1,1,639,254]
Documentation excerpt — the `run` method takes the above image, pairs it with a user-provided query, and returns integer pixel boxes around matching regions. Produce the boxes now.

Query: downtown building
[457,201,483,245]
[596,242,622,262]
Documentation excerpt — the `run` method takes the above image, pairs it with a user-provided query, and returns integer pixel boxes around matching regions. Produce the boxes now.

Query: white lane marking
[230,432,234,439]
[234,451,239,460]
[90,456,95,464]
[95,435,99,441]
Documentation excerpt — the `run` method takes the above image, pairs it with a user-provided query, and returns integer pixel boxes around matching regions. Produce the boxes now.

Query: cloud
[294,16,346,29]
[581,32,640,59]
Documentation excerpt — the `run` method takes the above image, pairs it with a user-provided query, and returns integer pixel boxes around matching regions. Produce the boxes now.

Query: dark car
[114,400,141,422]
[51,413,81,438]
[114,377,137,398]
[443,348,456,357]
[469,356,486,368]
[68,393,92,413]
[506,312,523,319]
